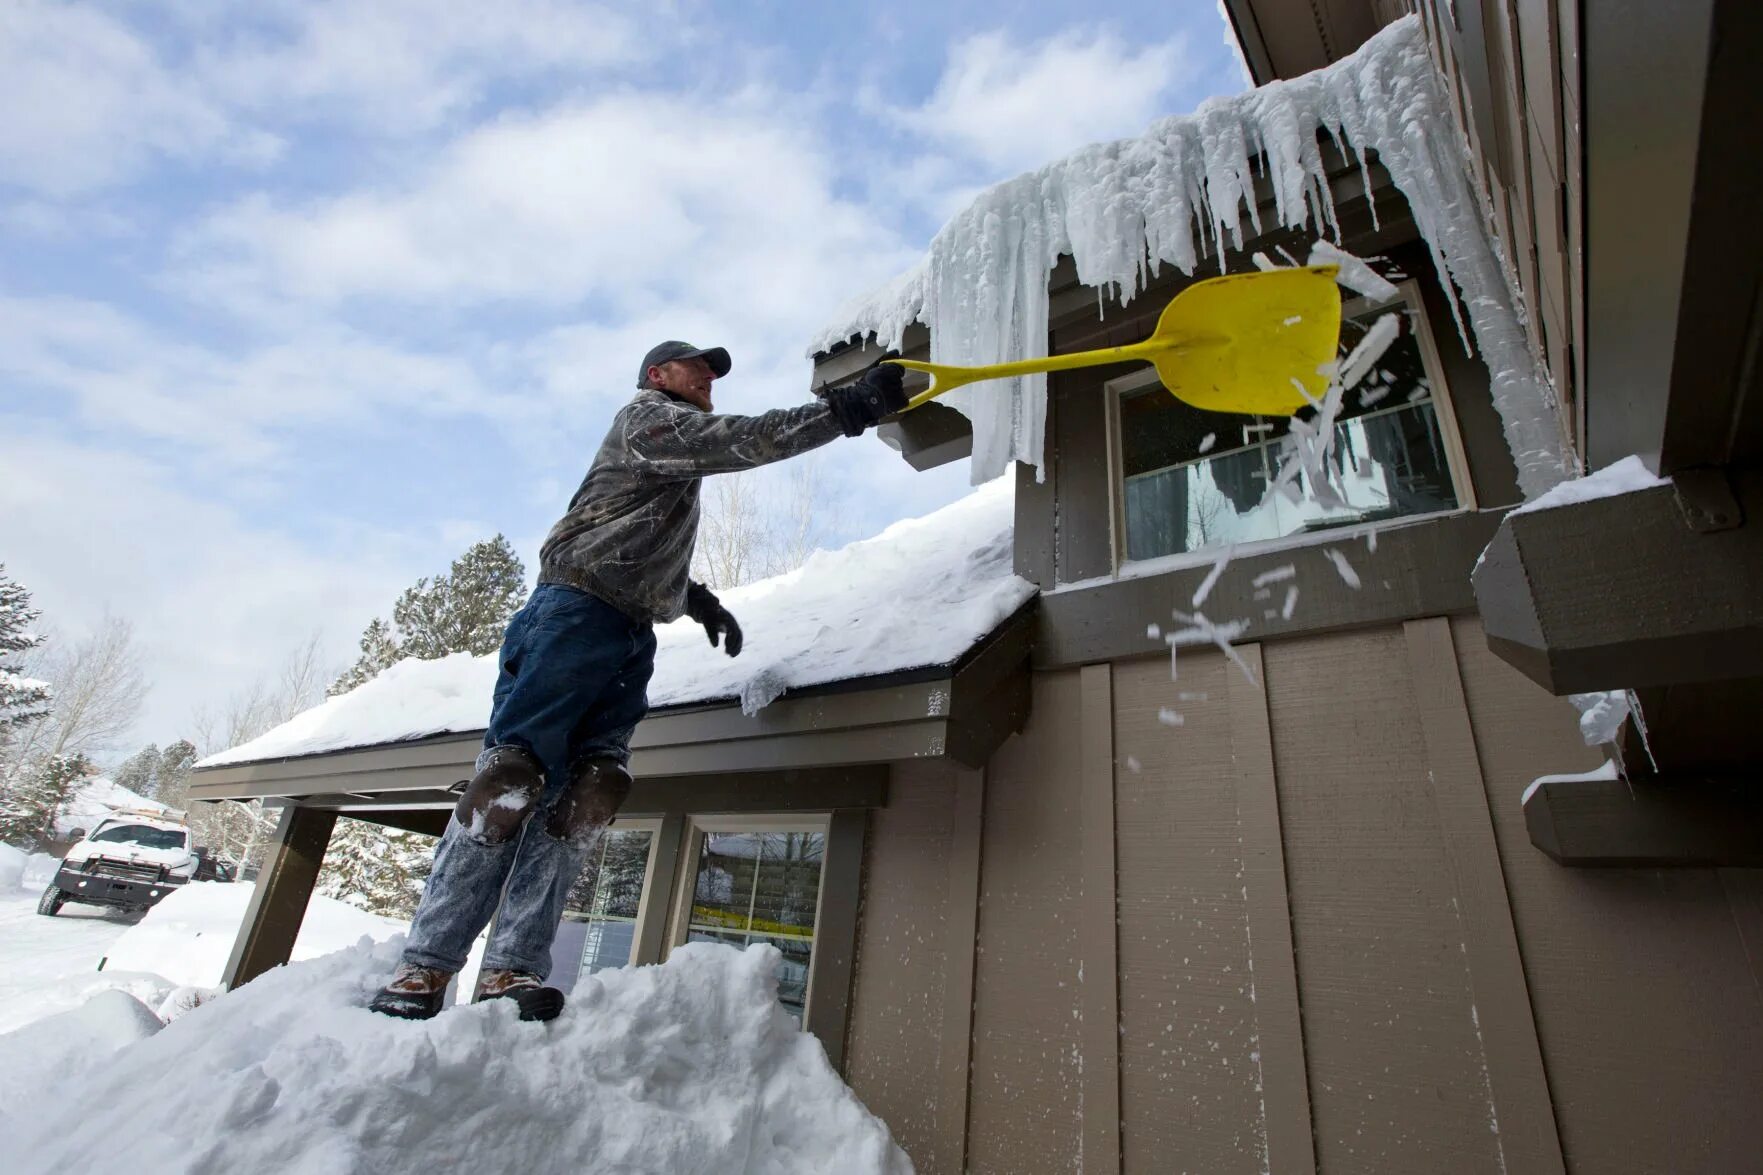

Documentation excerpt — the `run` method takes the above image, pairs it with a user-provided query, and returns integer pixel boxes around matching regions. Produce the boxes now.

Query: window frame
[1103,276,1478,574]
[560,815,665,973]
[663,813,834,1024]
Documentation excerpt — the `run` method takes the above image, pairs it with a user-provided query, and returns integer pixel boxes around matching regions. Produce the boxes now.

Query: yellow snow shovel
[886,264,1342,416]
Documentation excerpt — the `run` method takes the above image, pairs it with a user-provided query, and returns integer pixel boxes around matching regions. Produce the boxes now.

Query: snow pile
[202,478,1031,766]
[55,775,172,836]
[0,937,911,1175]
[810,15,1571,497]
[0,988,165,1119]
[103,880,406,988]
[0,841,24,891]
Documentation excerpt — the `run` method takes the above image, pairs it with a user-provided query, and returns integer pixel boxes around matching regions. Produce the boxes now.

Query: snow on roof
[54,778,172,837]
[809,15,1571,499]
[199,477,1032,768]
[1507,454,1668,517]
[0,936,910,1174]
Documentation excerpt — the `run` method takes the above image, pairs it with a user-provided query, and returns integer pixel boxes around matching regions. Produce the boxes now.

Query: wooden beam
[1473,476,1763,694]
[1077,663,1121,1174]
[1524,776,1763,867]
[222,806,336,989]
[936,767,985,1175]
[1404,619,1566,1174]
[632,813,687,966]
[1227,644,1317,1175]
[807,808,868,1073]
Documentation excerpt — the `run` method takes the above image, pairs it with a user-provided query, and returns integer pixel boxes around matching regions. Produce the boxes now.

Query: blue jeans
[401,584,656,977]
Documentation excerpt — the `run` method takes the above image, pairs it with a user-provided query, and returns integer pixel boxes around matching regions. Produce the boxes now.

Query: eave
[188,603,1036,823]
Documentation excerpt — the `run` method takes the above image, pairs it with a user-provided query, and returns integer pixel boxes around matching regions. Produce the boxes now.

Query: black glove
[825,363,909,437]
[685,581,743,658]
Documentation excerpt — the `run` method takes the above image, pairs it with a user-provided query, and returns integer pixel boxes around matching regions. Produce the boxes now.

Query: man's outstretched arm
[622,366,908,478]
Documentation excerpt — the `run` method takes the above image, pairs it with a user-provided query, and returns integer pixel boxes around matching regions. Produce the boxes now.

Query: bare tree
[176,633,332,870]
[4,614,146,781]
[692,458,829,590]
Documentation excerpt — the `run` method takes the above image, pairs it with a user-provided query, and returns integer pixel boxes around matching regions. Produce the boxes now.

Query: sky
[0,0,1249,757]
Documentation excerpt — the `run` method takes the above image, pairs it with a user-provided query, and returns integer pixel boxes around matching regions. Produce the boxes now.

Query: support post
[807,807,868,1072]
[222,804,337,989]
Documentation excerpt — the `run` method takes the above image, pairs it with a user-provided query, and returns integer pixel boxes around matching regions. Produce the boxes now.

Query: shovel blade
[1151,265,1341,415]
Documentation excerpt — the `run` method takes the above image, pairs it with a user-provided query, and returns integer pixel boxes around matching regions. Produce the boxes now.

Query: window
[547,824,657,994]
[677,822,827,1023]
[1114,281,1470,564]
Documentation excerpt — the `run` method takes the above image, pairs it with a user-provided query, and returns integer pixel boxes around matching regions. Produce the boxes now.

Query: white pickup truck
[38,809,205,916]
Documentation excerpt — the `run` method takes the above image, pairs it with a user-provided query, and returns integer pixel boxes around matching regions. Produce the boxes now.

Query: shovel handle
[889,340,1164,409]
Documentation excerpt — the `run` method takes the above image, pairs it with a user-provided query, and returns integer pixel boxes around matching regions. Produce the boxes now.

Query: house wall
[843,617,1763,1174]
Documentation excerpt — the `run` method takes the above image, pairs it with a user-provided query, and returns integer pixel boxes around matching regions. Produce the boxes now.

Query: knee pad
[454,745,545,844]
[545,758,633,843]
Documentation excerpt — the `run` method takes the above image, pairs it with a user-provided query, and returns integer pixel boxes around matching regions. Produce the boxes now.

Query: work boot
[368,963,453,1020]
[474,968,566,1022]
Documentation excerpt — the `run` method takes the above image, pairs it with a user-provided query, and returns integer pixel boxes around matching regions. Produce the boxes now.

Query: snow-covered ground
[0,935,911,1174]
[0,863,406,1035]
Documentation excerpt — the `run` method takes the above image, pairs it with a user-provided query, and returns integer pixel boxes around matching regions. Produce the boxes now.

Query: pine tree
[392,535,526,661]
[327,617,400,697]
[315,817,434,919]
[113,742,161,799]
[0,565,52,748]
[328,536,525,695]
[0,752,94,849]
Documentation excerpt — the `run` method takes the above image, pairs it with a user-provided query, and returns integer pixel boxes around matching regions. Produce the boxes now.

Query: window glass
[556,827,654,986]
[1121,298,1460,562]
[686,830,825,1022]
[90,823,186,850]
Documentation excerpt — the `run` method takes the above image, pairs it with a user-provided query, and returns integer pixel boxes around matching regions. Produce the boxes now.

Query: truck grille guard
[81,857,170,884]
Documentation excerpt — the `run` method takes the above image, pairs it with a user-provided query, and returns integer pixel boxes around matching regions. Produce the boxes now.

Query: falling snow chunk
[1124,756,1142,773]
[1158,708,1185,727]
[1198,432,1218,454]
[809,16,1572,493]
[1309,240,1400,301]
[1192,547,1233,608]
[1282,586,1300,620]
[1322,548,1361,588]
[1147,623,1162,639]
[1340,313,1402,390]
[1250,564,1296,588]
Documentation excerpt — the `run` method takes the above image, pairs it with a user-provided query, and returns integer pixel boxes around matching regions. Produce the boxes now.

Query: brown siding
[1114,651,1272,1174]
[1450,615,1763,1174]
[849,619,1763,1173]
[844,760,962,1172]
[966,668,1085,1173]
[1264,626,1514,1173]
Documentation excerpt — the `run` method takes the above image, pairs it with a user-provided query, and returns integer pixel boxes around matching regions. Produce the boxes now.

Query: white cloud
[0,295,518,467]
[0,0,279,195]
[0,428,432,748]
[191,0,651,134]
[178,89,917,324]
[888,28,1191,176]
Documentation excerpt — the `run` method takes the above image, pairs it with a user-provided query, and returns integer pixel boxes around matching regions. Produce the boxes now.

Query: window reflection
[1120,299,1460,561]
[686,830,825,1022]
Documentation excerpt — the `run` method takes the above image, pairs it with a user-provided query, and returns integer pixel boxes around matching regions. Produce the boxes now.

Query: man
[370,341,907,1021]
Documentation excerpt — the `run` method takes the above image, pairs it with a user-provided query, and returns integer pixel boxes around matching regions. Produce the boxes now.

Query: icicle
[808,15,1570,496]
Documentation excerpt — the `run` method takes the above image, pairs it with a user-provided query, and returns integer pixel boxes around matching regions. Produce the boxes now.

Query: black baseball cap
[638,341,732,388]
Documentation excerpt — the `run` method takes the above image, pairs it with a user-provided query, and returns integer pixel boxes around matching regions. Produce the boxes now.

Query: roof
[198,478,1033,771]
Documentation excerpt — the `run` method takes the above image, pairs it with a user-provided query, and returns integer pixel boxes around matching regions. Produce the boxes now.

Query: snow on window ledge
[1521,758,1618,806]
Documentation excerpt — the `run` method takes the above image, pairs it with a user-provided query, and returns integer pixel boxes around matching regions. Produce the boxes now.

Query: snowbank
[0,842,24,891]
[201,477,1032,766]
[103,880,407,988]
[811,16,1570,497]
[0,988,164,1123]
[3,937,911,1175]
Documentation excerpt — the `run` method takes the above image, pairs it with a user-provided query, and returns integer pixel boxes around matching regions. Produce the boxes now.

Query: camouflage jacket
[538,390,844,623]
